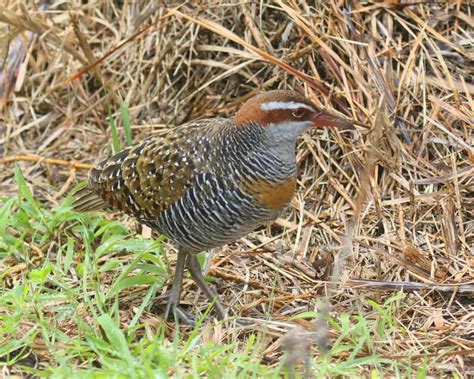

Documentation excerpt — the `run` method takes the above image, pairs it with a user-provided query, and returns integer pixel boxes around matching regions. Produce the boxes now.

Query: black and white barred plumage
[74,118,295,252]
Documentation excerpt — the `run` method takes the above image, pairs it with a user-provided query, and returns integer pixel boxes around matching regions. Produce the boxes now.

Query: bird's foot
[163,289,195,325]
[162,293,254,326]
[165,304,196,325]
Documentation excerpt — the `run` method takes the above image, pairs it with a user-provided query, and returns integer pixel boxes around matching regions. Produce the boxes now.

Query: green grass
[0,168,434,378]
[108,102,133,154]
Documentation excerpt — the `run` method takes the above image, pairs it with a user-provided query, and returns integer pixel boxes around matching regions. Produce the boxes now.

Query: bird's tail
[71,184,107,212]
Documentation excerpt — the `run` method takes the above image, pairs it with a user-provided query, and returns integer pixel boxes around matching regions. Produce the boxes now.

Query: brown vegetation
[1,1,473,376]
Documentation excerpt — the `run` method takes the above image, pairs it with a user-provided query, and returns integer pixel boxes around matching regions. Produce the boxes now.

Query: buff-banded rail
[73,90,354,323]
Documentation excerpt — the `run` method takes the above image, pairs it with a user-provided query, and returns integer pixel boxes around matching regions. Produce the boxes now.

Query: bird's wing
[72,119,229,219]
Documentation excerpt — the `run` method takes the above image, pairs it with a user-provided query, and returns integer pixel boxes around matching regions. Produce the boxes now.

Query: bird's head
[235,90,353,143]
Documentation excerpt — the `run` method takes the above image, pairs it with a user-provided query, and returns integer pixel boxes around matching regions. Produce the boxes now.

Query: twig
[0,155,93,170]
[344,279,474,294]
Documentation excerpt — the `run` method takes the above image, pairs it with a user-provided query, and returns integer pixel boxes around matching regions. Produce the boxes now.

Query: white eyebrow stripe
[260,101,314,111]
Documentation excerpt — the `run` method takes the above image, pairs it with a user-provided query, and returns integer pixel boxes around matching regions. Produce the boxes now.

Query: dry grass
[1,0,473,376]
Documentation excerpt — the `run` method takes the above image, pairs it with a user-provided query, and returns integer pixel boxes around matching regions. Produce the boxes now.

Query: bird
[72,90,353,322]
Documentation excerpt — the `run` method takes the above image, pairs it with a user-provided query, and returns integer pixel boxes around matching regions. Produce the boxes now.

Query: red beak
[313,110,354,130]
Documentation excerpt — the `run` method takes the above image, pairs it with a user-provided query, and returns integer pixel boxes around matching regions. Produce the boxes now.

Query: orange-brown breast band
[245,176,296,210]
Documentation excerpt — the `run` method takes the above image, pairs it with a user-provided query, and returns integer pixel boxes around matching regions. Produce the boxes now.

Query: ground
[0,1,473,378]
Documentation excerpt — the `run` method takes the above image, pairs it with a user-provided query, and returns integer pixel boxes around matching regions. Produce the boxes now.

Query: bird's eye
[292,108,306,118]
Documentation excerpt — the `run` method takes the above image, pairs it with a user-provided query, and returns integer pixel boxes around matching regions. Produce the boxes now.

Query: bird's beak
[312,110,354,130]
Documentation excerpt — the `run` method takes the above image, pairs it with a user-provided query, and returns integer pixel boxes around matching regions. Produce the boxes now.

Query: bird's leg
[164,248,194,324]
[186,253,227,320]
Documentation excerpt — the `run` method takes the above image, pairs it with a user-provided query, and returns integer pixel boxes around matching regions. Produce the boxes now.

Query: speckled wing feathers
[73,119,225,220]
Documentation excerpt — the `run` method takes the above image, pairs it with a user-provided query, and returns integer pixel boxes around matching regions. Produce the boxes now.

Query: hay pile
[1,1,473,375]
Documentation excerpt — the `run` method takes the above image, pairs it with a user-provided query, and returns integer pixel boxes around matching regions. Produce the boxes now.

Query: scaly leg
[164,248,194,324]
[186,253,227,320]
